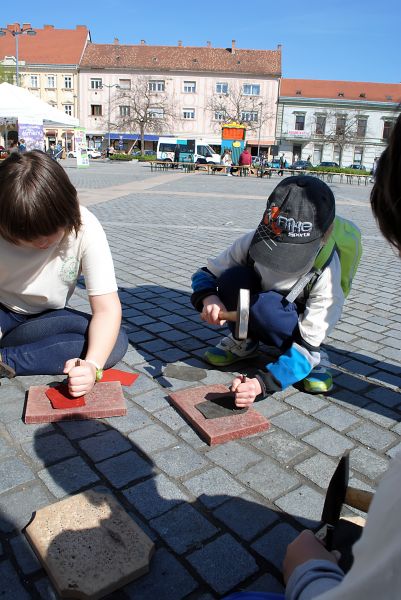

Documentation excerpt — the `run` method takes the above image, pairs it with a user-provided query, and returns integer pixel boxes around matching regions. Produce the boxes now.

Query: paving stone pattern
[0,160,400,598]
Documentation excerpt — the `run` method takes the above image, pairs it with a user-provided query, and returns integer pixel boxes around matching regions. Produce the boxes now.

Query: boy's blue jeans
[0,305,128,376]
[217,265,299,348]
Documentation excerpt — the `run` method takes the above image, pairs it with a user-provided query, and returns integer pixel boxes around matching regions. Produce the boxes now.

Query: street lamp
[257,101,263,159]
[101,83,120,149]
[0,25,36,86]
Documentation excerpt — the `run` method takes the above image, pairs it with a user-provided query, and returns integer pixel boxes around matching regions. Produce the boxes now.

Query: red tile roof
[0,23,90,65]
[281,79,401,103]
[80,42,282,76]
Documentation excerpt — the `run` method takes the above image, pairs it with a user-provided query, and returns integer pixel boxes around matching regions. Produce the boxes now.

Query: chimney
[140,39,146,45]
[22,22,32,29]
[76,25,87,30]
[113,37,119,45]
[206,40,211,48]
[43,25,54,30]
[231,39,236,54]
[277,43,282,50]
[178,40,183,47]
[7,23,19,32]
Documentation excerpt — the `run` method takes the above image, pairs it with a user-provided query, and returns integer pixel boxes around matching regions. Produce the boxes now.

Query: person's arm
[64,291,122,397]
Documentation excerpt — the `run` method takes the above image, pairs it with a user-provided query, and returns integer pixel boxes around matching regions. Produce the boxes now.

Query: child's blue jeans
[0,305,128,375]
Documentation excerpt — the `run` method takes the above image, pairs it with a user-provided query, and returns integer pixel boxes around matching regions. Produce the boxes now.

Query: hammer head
[235,289,250,340]
[321,453,349,528]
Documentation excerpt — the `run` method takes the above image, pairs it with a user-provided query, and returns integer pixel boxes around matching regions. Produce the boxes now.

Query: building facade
[277,79,401,168]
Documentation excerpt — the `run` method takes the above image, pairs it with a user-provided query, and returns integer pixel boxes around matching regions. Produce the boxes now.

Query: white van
[157,137,220,164]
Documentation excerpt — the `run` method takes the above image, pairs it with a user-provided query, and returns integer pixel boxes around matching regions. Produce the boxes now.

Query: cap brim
[249,236,321,274]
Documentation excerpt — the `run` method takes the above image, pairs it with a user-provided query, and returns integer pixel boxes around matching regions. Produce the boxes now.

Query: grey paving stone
[78,430,131,462]
[313,405,361,431]
[105,405,153,432]
[243,572,285,594]
[0,481,52,533]
[357,403,400,429]
[303,427,355,456]
[205,441,262,475]
[38,456,99,498]
[10,535,42,575]
[22,433,76,467]
[275,485,325,527]
[150,502,218,553]
[184,467,246,508]
[131,387,170,412]
[365,387,401,408]
[157,348,190,362]
[187,533,258,595]
[331,390,370,410]
[56,419,107,439]
[6,420,54,443]
[0,457,35,494]
[0,560,31,599]
[126,372,159,396]
[348,422,397,450]
[251,522,300,570]
[333,373,370,392]
[177,425,209,449]
[128,424,177,453]
[96,450,153,488]
[387,442,401,458]
[152,444,208,477]
[237,457,300,500]
[271,410,318,437]
[283,391,329,414]
[213,493,278,541]
[0,435,16,459]
[250,430,309,464]
[295,453,339,489]
[253,396,289,418]
[153,406,188,430]
[124,548,197,600]
[349,447,390,480]
[123,473,190,519]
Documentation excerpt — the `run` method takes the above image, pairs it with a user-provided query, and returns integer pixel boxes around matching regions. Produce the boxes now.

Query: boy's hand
[201,295,227,326]
[64,359,97,397]
[283,530,340,584]
[231,376,262,407]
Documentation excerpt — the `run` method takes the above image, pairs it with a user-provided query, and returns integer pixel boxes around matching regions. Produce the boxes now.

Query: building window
[313,144,323,165]
[30,75,38,88]
[383,120,394,140]
[64,105,73,116]
[243,84,260,96]
[333,144,341,164]
[119,79,131,89]
[148,80,165,92]
[241,111,258,123]
[315,115,326,135]
[47,75,56,89]
[119,105,130,117]
[216,82,228,94]
[356,118,367,138]
[64,76,72,89]
[183,108,195,119]
[90,78,102,90]
[214,110,226,121]
[91,104,102,116]
[183,81,196,93]
[295,114,305,131]
[336,116,346,135]
[147,107,164,119]
[353,146,363,164]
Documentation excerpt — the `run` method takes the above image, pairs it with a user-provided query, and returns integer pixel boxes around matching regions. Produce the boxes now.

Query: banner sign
[18,121,44,151]
[74,127,89,168]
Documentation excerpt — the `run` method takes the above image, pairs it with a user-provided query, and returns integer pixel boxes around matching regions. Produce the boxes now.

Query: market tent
[0,82,78,127]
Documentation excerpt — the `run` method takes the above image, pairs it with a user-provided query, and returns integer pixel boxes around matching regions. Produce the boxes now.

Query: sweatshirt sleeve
[286,560,344,600]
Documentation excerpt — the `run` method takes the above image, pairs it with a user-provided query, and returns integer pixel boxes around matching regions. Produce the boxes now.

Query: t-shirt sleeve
[80,209,118,296]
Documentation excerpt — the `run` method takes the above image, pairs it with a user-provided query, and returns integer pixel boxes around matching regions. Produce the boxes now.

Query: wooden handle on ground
[344,487,373,513]
[218,310,237,322]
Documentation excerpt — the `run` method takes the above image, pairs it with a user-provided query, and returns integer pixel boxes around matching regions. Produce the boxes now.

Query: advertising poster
[18,120,44,151]
[74,127,89,168]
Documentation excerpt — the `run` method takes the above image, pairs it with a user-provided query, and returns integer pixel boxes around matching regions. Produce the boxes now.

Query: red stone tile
[169,384,269,445]
[24,382,126,424]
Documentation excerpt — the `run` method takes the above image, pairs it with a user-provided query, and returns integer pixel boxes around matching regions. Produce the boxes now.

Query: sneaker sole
[204,350,260,367]
[303,380,333,394]
[0,362,16,379]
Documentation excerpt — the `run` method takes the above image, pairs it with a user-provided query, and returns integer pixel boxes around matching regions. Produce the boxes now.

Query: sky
[2,0,401,84]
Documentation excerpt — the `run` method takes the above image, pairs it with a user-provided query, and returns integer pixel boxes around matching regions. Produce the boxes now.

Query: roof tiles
[281,79,401,103]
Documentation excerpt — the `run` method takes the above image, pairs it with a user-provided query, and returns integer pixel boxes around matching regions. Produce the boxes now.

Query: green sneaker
[204,334,259,367]
[303,366,333,394]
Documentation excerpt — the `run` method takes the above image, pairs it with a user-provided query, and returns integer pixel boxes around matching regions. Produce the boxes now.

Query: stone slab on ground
[169,384,269,445]
[24,382,126,424]
[25,490,154,599]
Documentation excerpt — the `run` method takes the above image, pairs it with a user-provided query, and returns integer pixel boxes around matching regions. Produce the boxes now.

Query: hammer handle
[218,310,237,322]
[344,487,373,513]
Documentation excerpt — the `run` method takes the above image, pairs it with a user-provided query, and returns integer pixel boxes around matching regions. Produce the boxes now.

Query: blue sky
[2,0,401,83]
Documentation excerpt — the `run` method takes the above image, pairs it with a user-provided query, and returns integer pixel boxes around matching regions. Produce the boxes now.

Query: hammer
[218,289,250,340]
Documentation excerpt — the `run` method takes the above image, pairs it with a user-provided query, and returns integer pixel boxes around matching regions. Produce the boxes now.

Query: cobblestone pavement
[1,159,400,599]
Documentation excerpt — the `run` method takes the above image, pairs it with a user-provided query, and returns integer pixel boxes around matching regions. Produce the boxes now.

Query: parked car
[348,163,367,170]
[290,160,313,170]
[67,149,101,159]
[67,150,77,158]
[318,161,339,168]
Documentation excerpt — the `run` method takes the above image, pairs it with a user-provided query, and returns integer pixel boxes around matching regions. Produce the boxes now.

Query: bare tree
[0,63,14,84]
[111,76,175,152]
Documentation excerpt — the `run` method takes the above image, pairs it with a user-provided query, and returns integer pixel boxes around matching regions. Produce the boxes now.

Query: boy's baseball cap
[249,175,335,273]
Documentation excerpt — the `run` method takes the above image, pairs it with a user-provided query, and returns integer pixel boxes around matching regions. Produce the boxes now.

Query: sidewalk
[1,160,400,599]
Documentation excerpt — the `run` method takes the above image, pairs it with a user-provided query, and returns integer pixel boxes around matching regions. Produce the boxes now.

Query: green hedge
[308,166,370,175]
[137,154,156,161]
[109,153,134,161]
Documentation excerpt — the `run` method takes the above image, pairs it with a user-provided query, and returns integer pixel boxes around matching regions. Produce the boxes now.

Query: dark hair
[370,113,401,251]
[0,150,82,244]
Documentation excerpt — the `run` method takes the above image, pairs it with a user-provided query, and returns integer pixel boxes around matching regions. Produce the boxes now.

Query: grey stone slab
[357,403,400,429]
[0,560,31,599]
[105,405,153,432]
[184,467,246,508]
[131,388,170,412]
[349,447,390,480]
[0,457,35,494]
[333,373,370,392]
[126,372,159,397]
[56,419,107,439]
[295,453,339,489]
[275,485,325,527]
[271,410,318,437]
[213,493,278,541]
[123,473,190,519]
[38,456,99,498]
[96,450,153,488]
[123,548,197,600]
[250,429,309,464]
[283,391,329,414]
[237,457,300,500]
[187,533,258,595]
[6,420,54,443]
[128,424,177,453]
[22,433,76,467]
[251,522,300,570]
[331,390,370,410]
[150,502,218,553]
[365,387,401,408]
[348,422,397,451]
[313,405,361,431]
[253,396,289,418]
[78,430,131,462]
[387,442,401,458]
[0,435,16,459]
[0,481,52,533]
[177,425,209,449]
[10,535,42,575]
[153,406,188,430]
[303,427,355,457]
[152,444,208,477]
[205,441,262,475]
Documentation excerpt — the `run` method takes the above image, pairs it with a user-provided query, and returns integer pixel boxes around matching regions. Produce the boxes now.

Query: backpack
[285,216,362,303]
